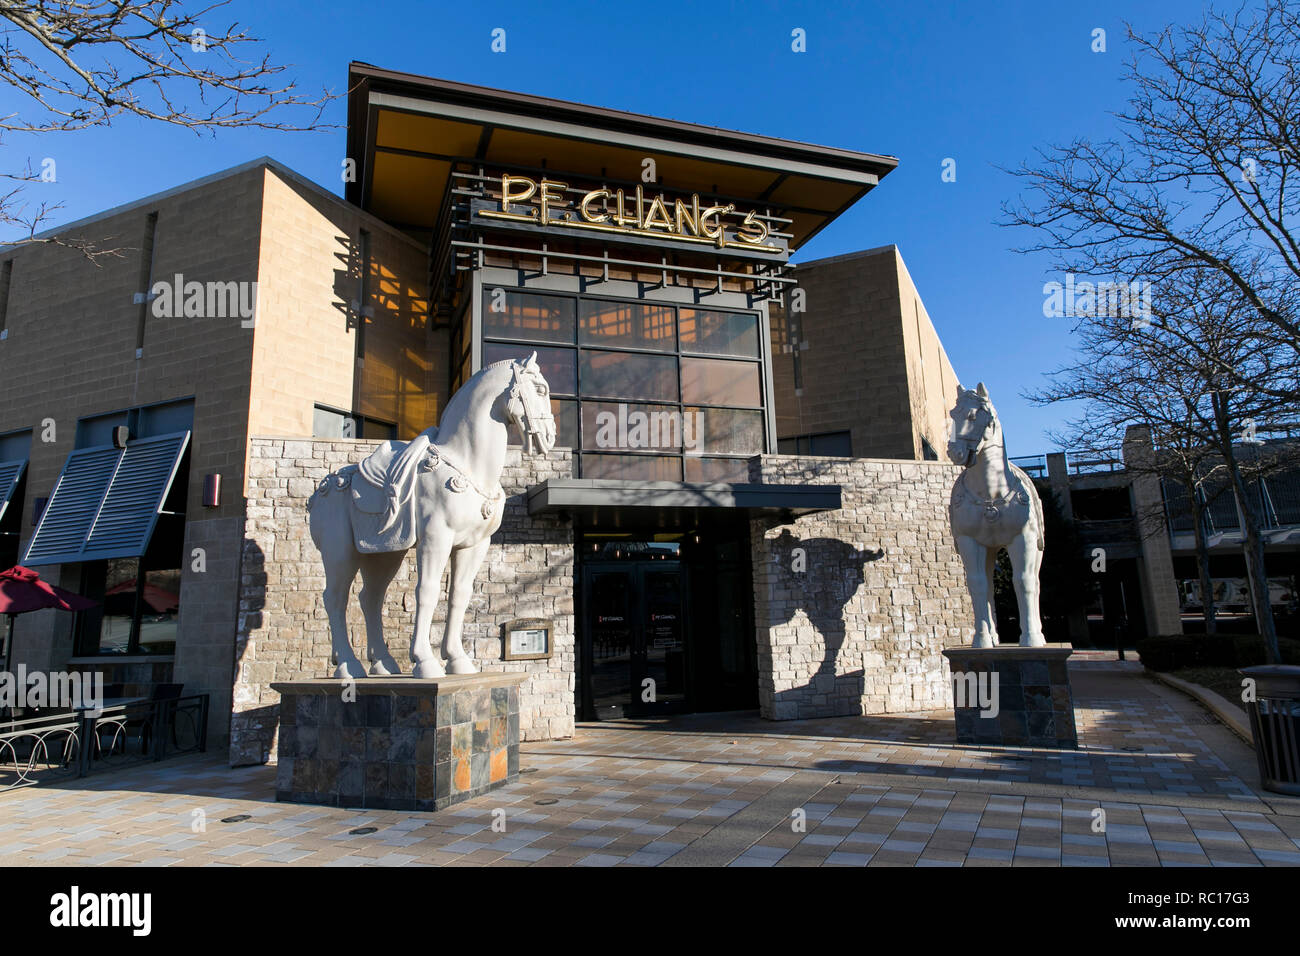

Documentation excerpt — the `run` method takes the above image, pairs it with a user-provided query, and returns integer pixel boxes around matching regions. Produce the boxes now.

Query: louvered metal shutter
[82,433,190,561]
[22,432,189,566]
[0,458,25,524]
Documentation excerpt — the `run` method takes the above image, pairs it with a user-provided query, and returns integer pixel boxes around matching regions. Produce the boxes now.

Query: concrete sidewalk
[1,662,1297,867]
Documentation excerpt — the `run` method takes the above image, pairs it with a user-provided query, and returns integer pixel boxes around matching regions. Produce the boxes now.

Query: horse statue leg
[441,539,490,675]
[357,551,405,675]
[1007,532,1046,647]
[310,481,367,679]
[984,549,1001,646]
[410,531,454,678]
[955,535,997,648]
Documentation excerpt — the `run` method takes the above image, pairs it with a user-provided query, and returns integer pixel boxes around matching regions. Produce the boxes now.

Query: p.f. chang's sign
[475,174,785,256]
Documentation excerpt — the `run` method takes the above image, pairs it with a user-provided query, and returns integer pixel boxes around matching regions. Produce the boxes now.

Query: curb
[1147,669,1253,744]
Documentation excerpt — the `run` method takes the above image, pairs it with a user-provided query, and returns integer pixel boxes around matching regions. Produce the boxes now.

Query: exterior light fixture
[203,474,222,508]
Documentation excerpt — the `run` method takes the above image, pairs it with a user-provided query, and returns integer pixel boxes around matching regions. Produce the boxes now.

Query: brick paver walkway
[2,662,1298,866]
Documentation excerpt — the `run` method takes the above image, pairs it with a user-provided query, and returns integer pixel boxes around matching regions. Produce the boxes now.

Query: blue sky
[0,0,1212,454]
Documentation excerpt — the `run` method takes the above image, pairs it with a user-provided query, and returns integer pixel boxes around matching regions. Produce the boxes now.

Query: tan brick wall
[0,161,442,748]
[249,168,444,447]
[771,246,959,460]
[0,167,264,706]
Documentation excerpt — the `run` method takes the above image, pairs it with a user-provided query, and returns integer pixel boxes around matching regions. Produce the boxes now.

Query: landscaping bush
[1136,634,1300,671]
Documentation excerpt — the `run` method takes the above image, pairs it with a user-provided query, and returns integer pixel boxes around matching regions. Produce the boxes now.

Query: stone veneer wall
[230,437,575,766]
[749,454,971,719]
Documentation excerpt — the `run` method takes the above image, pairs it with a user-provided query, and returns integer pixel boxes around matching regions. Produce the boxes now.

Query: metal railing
[0,694,208,792]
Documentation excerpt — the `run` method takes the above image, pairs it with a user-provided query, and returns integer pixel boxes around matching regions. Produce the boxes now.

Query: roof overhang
[346,62,897,248]
[527,478,840,526]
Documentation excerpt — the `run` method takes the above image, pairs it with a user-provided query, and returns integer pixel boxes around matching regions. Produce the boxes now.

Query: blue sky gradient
[0,0,1212,454]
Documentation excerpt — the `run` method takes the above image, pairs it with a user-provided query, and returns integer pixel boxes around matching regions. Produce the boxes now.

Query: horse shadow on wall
[763,528,884,720]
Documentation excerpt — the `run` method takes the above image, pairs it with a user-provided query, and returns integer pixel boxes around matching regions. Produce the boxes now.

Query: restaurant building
[0,64,970,763]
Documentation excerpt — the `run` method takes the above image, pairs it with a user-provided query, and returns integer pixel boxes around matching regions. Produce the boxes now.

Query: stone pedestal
[271,673,527,811]
[941,646,1077,749]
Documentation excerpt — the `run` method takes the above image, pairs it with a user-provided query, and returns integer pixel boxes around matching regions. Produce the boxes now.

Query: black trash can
[1239,665,1300,796]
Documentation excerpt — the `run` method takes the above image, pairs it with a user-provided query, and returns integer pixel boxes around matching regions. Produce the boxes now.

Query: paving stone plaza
[3,659,1297,868]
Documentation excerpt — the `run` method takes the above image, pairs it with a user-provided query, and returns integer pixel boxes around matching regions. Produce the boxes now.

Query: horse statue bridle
[950,399,995,468]
[508,357,554,453]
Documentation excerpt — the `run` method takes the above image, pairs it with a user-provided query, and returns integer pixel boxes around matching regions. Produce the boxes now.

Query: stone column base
[271,673,527,811]
[941,646,1077,749]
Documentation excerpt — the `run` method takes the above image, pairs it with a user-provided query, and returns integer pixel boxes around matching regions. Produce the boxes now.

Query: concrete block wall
[230,437,575,766]
[770,245,960,461]
[749,454,971,719]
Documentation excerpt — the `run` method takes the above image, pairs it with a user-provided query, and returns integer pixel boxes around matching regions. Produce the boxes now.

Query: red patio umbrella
[0,566,98,672]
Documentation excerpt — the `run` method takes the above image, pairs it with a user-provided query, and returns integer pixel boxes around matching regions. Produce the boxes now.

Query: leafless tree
[1006,1,1300,661]
[0,0,334,257]
[1031,262,1298,659]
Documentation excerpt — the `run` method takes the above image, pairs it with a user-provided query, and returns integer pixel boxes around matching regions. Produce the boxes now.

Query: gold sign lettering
[478,173,782,254]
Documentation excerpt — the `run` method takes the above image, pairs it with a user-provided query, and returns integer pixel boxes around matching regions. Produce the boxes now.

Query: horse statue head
[502,352,556,454]
[947,382,1000,468]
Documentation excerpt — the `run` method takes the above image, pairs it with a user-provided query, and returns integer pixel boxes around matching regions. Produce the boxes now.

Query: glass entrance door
[583,562,688,719]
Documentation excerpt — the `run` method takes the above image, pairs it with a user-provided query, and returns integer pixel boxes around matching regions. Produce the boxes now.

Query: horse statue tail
[1032,481,1045,551]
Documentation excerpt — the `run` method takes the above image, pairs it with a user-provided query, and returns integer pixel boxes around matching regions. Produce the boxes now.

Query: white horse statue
[947,382,1045,648]
[307,354,555,678]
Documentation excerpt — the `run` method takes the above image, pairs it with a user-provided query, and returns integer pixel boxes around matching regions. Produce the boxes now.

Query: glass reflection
[580,300,676,351]
[679,308,759,357]
[684,457,750,482]
[582,402,686,452]
[482,342,576,394]
[680,357,761,407]
[580,349,679,401]
[684,406,765,455]
[582,453,682,481]
[481,290,576,344]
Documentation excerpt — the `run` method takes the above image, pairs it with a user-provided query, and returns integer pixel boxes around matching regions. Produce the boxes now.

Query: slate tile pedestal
[941,646,1077,749]
[271,674,526,811]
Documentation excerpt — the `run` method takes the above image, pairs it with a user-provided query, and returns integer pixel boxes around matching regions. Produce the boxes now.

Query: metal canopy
[346,62,898,250]
[23,432,189,566]
[527,477,840,525]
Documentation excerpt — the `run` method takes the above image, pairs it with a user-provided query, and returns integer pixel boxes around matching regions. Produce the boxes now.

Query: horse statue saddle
[347,430,435,552]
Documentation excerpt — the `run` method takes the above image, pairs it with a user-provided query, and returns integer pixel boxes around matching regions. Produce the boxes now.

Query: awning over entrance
[345,63,898,250]
[527,478,840,525]
[23,432,189,566]
[0,459,26,524]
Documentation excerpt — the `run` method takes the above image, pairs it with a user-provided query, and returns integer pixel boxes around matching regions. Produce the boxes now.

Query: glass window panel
[482,343,576,395]
[98,558,140,654]
[480,289,575,344]
[580,349,678,401]
[313,406,356,439]
[685,407,765,455]
[777,437,799,455]
[680,357,761,407]
[582,402,686,452]
[684,457,750,482]
[137,567,179,654]
[809,431,852,457]
[507,399,577,449]
[579,300,676,351]
[581,453,682,481]
[679,308,759,357]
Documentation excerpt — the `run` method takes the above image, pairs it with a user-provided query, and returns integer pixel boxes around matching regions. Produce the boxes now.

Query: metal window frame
[471,279,773,476]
